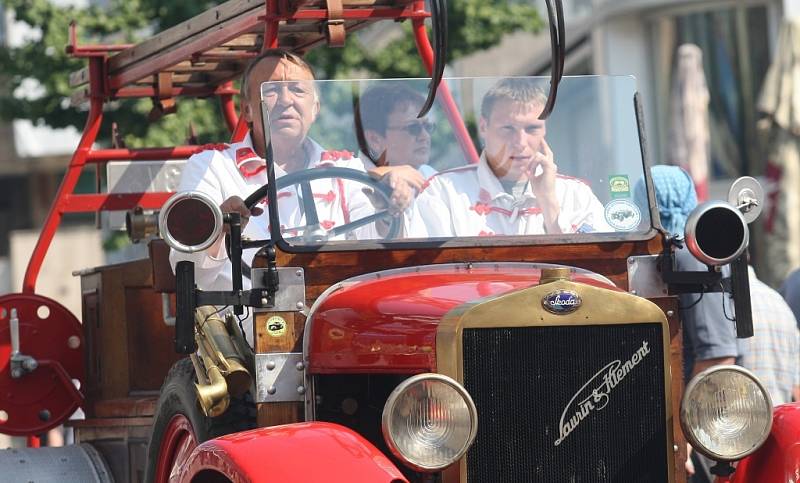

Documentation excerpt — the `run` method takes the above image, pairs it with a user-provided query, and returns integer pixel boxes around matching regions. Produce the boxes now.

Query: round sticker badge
[604,199,641,231]
[266,315,288,338]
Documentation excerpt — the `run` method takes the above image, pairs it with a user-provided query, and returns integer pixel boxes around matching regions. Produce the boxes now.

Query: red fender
[176,422,409,483]
[718,403,800,483]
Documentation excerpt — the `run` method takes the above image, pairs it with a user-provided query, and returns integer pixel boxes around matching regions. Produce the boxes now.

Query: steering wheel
[243,166,401,243]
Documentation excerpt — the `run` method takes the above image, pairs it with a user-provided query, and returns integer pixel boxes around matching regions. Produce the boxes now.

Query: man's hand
[207,196,263,258]
[220,196,263,231]
[528,139,561,233]
[685,444,695,476]
[365,166,424,215]
[370,165,426,192]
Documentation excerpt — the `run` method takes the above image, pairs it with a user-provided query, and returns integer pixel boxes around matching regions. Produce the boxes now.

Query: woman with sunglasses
[358,85,438,195]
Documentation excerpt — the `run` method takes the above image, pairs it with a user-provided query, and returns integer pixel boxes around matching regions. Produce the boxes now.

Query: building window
[651,3,773,180]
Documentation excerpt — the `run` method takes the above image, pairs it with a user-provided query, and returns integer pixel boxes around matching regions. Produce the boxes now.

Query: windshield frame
[258,76,662,254]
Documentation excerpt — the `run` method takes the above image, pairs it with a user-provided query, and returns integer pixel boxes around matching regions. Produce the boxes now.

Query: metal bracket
[252,267,305,312]
[8,309,39,379]
[255,352,305,403]
[627,255,668,298]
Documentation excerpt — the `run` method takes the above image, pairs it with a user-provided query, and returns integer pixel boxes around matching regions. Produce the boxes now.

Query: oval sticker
[604,199,642,232]
[266,316,287,337]
[542,290,582,315]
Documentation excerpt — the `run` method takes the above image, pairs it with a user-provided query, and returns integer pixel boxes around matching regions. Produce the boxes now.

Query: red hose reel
[0,293,84,436]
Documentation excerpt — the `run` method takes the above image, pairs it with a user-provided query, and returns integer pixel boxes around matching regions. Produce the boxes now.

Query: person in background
[779,268,800,328]
[643,165,737,483]
[647,165,738,379]
[738,261,800,405]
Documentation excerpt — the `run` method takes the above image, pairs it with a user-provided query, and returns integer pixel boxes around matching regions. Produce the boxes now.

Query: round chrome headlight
[681,365,772,461]
[158,191,223,253]
[382,373,478,472]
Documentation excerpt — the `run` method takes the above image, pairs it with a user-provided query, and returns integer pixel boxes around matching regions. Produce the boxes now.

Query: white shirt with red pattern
[405,153,611,237]
[169,133,377,294]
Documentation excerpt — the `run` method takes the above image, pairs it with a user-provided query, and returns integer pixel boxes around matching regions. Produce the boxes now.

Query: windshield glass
[260,76,652,248]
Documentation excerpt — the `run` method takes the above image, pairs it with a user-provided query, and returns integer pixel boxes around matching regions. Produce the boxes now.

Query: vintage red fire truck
[0,0,798,482]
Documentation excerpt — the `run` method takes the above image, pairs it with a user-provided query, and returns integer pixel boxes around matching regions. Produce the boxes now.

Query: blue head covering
[634,165,697,236]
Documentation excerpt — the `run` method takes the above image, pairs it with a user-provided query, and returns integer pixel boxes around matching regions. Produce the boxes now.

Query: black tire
[144,358,256,483]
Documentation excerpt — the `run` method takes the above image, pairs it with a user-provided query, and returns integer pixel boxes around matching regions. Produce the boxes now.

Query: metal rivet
[296,361,305,371]
[296,301,304,310]
[267,386,277,395]
[667,310,675,317]
[295,269,303,277]
[266,360,276,370]
[297,386,306,395]
[673,444,678,452]
[67,336,80,349]
[261,297,269,305]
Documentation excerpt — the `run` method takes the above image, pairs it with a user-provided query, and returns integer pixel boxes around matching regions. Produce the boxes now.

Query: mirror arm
[658,244,753,339]
[659,239,726,293]
[224,212,245,315]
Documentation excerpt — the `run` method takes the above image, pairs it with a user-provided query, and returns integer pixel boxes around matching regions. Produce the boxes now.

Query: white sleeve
[405,178,456,238]
[557,182,611,233]
[169,151,230,287]
[176,151,225,205]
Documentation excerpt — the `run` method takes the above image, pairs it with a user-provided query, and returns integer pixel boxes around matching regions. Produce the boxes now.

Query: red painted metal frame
[24,65,241,293]
[23,57,105,293]
[177,422,408,483]
[219,82,240,134]
[67,22,133,57]
[411,14,480,165]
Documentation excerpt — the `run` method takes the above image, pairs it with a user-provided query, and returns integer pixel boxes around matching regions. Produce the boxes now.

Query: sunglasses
[387,120,435,136]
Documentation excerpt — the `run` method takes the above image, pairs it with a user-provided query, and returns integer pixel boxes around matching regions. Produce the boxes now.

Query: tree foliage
[0,0,542,146]
[309,1,543,79]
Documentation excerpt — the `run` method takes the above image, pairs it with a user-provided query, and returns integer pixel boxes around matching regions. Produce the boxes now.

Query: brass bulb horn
[191,306,252,417]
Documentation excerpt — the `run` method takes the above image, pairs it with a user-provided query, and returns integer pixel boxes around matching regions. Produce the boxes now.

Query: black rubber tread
[144,358,256,483]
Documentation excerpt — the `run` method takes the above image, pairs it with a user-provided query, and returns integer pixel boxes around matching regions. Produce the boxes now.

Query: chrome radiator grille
[462,323,667,482]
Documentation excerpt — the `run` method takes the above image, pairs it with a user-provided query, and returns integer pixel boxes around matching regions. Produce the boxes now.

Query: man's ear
[364,130,385,155]
[478,116,488,142]
[312,98,320,119]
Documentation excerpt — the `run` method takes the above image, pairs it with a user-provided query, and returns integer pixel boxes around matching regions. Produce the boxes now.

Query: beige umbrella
[758,18,800,286]
[669,44,711,201]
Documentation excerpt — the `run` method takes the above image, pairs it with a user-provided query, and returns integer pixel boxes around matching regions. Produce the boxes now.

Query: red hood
[307,264,617,373]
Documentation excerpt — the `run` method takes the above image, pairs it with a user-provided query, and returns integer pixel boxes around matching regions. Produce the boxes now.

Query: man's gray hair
[240,48,316,102]
[480,78,548,119]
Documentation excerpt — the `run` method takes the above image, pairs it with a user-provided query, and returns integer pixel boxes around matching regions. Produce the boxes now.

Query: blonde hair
[480,78,548,119]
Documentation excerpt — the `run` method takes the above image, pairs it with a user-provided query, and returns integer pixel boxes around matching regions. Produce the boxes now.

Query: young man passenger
[406,78,608,237]
[170,49,414,294]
